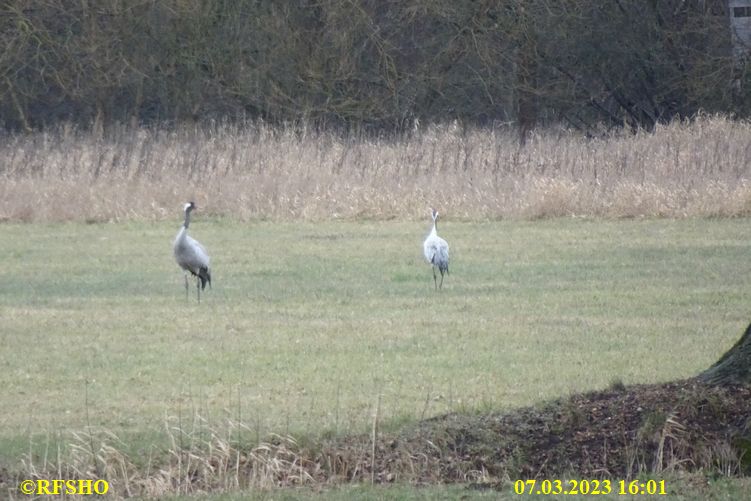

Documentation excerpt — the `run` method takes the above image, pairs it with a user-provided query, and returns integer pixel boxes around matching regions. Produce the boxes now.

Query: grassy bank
[151,477,751,500]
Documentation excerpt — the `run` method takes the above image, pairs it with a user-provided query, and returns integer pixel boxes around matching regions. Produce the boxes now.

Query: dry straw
[1,116,751,222]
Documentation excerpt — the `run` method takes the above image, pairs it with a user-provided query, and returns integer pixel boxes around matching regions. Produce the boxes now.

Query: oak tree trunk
[698,323,751,386]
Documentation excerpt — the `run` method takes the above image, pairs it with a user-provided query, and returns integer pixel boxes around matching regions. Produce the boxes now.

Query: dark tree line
[0,0,748,134]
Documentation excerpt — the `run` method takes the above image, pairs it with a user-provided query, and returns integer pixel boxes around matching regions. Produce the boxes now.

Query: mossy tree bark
[698,323,751,385]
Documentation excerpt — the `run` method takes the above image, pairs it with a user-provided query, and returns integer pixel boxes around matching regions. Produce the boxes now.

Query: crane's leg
[432,266,438,290]
[196,276,201,303]
[184,273,189,301]
[439,269,444,289]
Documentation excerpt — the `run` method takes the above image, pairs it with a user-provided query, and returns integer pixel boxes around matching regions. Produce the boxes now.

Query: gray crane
[423,208,449,290]
[173,202,211,302]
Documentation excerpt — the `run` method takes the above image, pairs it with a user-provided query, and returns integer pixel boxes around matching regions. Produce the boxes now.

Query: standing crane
[173,202,211,302]
[423,208,449,290]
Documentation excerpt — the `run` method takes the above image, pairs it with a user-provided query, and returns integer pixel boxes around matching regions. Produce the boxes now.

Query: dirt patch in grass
[323,379,751,484]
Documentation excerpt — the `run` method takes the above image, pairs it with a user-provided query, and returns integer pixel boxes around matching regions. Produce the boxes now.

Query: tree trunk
[698,323,751,385]
[516,22,537,147]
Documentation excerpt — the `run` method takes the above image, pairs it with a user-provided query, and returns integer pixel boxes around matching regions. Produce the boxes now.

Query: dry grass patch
[1,116,751,222]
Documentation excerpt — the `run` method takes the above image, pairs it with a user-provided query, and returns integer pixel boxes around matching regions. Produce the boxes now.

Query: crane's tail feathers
[198,267,211,290]
[432,258,449,275]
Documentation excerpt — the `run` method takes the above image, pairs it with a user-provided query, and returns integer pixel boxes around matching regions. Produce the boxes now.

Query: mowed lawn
[1,218,749,462]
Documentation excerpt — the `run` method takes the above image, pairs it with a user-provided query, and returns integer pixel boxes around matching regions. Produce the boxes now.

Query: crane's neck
[183,208,192,229]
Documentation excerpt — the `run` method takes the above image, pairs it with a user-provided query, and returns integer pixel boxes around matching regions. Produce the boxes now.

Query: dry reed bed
[1,116,751,222]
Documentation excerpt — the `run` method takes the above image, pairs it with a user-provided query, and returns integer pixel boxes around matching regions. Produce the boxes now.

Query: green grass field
[2,218,750,496]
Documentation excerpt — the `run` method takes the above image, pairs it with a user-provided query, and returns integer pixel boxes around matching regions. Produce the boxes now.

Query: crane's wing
[423,236,449,272]
[175,235,211,274]
[190,236,210,264]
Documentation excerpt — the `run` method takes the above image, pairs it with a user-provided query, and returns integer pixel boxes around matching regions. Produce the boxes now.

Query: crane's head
[184,201,196,213]
[431,208,439,222]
